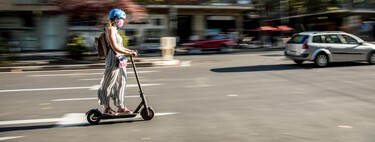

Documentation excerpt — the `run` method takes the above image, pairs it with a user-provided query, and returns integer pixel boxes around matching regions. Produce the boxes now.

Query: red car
[179,34,238,53]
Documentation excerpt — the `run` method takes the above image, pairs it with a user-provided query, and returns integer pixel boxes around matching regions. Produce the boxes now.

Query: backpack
[95,29,111,60]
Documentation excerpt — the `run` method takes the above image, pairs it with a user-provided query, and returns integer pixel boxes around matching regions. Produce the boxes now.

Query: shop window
[153,19,163,26]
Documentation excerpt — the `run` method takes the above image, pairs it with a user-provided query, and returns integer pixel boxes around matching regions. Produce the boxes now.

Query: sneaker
[104,108,118,116]
[118,108,133,114]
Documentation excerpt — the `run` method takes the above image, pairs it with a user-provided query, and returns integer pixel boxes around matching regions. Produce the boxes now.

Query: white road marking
[227,94,239,97]
[28,73,102,77]
[0,84,162,93]
[56,112,178,127]
[88,84,162,90]
[0,136,25,141]
[51,95,146,102]
[0,86,90,93]
[27,71,158,77]
[79,76,136,81]
[180,61,191,67]
[0,118,62,126]
[0,68,105,74]
[79,78,102,81]
[338,125,353,129]
[0,112,178,126]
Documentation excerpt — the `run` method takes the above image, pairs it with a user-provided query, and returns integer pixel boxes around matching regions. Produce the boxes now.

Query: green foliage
[0,36,7,53]
[66,34,87,60]
[0,36,9,62]
[118,30,129,48]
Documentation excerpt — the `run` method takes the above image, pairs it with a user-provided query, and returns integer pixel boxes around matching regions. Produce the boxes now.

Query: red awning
[250,26,278,31]
[276,25,294,31]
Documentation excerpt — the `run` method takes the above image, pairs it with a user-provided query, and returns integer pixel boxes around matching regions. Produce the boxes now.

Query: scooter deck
[101,113,138,119]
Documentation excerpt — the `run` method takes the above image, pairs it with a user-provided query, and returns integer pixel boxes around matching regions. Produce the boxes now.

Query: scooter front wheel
[87,111,101,125]
[141,107,155,121]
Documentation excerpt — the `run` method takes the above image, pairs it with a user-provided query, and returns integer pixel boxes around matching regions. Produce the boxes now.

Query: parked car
[284,31,375,67]
[179,34,238,54]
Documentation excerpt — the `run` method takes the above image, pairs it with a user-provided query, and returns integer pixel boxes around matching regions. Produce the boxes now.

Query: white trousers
[97,51,127,109]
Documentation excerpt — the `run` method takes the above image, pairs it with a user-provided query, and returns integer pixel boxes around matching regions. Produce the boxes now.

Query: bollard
[160,37,176,60]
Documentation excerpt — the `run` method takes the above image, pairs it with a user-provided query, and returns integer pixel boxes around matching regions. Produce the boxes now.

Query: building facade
[261,0,375,41]
[0,0,67,52]
[0,0,255,52]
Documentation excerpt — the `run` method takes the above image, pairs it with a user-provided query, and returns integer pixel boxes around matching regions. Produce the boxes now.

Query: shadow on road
[211,62,371,73]
[0,119,145,132]
[211,64,312,73]
[0,124,55,133]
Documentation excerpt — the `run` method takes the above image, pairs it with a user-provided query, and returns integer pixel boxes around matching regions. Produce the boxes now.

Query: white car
[284,31,375,67]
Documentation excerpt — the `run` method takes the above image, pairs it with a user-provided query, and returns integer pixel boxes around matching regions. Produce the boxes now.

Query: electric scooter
[86,55,155,125]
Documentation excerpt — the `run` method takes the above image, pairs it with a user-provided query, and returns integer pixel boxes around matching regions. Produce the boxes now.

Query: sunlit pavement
[1,51,374,142]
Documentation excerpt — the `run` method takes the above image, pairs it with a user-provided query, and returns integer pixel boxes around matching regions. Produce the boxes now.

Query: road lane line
[28,73,102,77]
[27,71,158,77]
[79,76,136,81]
[0,69,105,74]
[51,95,147,102]
[0,112,177,127]
[0,84,162,93]
[0,136,25,141]
[56,112,178,127]
[88,84,162,90]
[79,78,102,81]
[0,86,90,93]
[0,118,62,126]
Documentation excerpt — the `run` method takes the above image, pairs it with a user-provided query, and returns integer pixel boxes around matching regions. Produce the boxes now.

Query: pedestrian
[97,8,138,116]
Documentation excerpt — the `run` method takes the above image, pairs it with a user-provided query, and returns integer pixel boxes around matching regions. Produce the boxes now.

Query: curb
[0,59,187,72]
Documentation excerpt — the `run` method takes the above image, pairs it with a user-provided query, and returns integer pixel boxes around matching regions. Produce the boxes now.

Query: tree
[53,0,148,23]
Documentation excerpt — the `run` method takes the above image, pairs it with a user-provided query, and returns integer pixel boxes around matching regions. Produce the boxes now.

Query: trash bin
[160,37,176,60]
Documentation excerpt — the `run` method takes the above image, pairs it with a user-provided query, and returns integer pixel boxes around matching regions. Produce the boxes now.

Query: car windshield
[287,34,309,44]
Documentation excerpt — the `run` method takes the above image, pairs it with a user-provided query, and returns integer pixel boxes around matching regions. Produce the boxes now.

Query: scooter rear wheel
[87,111,101,125]
[141,107,155,121]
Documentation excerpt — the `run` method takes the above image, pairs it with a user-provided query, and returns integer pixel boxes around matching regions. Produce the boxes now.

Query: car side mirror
[358,41,364,45]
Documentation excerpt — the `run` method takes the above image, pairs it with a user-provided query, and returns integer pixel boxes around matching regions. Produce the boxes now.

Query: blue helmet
[109,9,126,21]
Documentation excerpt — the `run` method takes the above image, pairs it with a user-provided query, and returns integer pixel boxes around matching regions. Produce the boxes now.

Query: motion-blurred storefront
[0,0,67,52]
[263,0,375,41]
[0,0,255,52]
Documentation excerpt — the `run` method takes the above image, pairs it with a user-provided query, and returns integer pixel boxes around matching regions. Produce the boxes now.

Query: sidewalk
[0,47,284,72]
[0,52,184,72]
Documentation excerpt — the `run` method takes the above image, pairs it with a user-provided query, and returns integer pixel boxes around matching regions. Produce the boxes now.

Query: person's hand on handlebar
[131,50,139,56]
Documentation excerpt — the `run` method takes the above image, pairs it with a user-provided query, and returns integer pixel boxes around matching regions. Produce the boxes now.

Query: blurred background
[0,0,374,58]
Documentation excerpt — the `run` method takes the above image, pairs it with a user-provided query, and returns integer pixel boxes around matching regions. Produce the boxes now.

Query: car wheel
[368,51,375,65]
[293,59,304,65]
[314,53,329,67]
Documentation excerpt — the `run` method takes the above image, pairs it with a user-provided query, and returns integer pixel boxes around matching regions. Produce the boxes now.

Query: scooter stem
[130,55,150,113]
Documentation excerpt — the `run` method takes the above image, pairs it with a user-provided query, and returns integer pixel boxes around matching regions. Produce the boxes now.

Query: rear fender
[86,109,102,116]
[312,49,332,61]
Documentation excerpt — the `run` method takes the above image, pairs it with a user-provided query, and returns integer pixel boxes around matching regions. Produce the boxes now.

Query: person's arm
[108,27,137,56]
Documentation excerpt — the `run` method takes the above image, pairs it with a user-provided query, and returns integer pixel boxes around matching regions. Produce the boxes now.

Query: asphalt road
[1,51,375,142]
